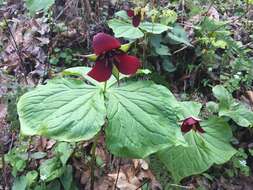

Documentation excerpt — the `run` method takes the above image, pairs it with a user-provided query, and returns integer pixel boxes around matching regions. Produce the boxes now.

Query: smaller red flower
[87,33,141,82]
[126,9,141,27]
[181,117,205,133]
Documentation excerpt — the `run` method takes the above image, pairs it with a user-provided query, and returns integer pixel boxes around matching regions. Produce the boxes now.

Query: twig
[90,132,100,190]
[3,16,28,84]
[55,0,74,21]
[169,183,194,189]
[113,158,122,190]
[202,0,215,19]
[135,179,150,190]
[172,39,198,54]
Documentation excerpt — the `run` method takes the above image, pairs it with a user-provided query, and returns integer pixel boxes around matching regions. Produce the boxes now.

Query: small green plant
[49,48,83,68]
[6,142,77,190]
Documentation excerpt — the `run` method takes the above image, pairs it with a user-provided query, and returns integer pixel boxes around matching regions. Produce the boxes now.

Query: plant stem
[90,132,100,190]
[103,81,107,93]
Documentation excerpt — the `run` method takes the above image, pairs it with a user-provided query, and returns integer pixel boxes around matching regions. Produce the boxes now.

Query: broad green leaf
[54,142,74,165]
[12,175,27,190]
[25,0,55,15]
[176,101,202,120]
[219,102,253,127]
[105,81,185,158]
[108,19,144,39]
[140,22,171,34]
[167,25,192,46]
[157,117,236,182]
[39,157,64,182]
[213,85,253,127]
[17,78,106,142]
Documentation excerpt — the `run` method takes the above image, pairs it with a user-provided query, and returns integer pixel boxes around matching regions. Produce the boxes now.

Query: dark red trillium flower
[87,33,141,82]
[181,117,205,133]
[127,9,141,27]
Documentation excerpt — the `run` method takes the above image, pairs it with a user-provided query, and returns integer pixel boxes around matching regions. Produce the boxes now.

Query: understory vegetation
[0,0,253,189]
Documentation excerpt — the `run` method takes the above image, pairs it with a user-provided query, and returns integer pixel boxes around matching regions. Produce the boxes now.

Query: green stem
[90,132,100,190]
[103,81,107,93]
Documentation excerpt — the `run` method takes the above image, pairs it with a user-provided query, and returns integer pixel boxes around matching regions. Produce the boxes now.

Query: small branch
[135,179,150,190]
[172,39,198,54]
[3,16,28,84]
[168,183,194,189]
[113,158,122,190]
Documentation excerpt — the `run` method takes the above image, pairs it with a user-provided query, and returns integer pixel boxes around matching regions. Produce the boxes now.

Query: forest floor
[1,0,253,189]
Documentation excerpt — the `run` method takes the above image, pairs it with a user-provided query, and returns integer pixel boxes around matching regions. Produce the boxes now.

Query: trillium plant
[17,31,246,184]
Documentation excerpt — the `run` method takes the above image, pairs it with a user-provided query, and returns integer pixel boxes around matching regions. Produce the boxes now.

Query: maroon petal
[196,126,205,133]
[127,9,134,17]
[92,33,121,55]
[181,124,192,133]
[132,15,141,27]
[115,54,141,75]
[87,60,112,82]
[182,117,200,126]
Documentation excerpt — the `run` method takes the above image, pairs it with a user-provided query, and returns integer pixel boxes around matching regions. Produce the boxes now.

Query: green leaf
[140,22,170,34]
[213,85,253,127]
[212,85,233,109]
[39,157,64,182]
[12,175,27,190]
[30,152,47,160]
[105,81,185,158]
[60,165,73,190]
[176,101,202,120]
[206,101,219,113]
[26,171,38,186]
[108,19,144,39]
[167,25,192,46]
[62,67,100,86]
[157,117,236,182]
[25,0,55,15]
[161,57,176,72]
[17,78,106,142]
[54,142,74,165]
[115,10,129,19]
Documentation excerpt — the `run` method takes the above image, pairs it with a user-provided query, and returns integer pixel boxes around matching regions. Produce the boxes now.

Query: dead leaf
[207,6,220,20]
[246,91,253,105]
